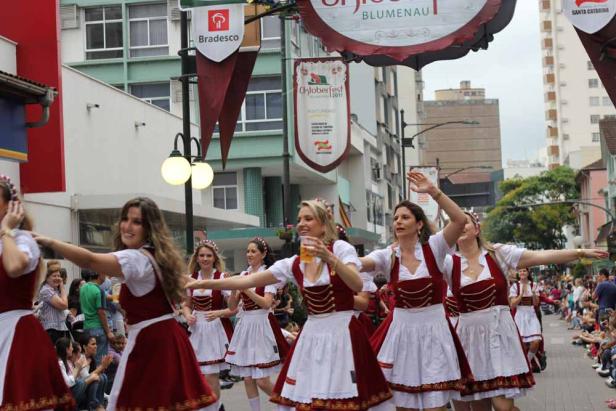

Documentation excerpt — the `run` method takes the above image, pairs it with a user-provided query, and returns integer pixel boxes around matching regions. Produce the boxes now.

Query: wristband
[432,190,442,201]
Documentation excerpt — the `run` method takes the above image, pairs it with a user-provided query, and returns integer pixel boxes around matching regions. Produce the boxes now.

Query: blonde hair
[299,200,338,245]
[463,211,495,253]
[188,243,225,275]
[112,197,186,304]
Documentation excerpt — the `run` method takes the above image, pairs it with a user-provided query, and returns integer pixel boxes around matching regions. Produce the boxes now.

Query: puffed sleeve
[333,240,361,268]
[509,283,519,298]
[427,230,455,273]
[38,285,54,303]
[494,243,525,272]
[14,230,40,275]
[360,272,378,293]
[111,249,156,296]
[365,248,392,277]
[267,256,294,286]
[442,255,454,286]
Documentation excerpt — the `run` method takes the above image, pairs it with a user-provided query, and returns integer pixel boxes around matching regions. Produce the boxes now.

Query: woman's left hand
[1,201,23,231]
[205,311,221,322]
[301,236,334,263]
[407,171,435,194]
[582,249,609,259]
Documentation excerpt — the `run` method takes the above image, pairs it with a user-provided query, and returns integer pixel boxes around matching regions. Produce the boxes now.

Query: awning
[596,221,613,244]
[0,70,55,103]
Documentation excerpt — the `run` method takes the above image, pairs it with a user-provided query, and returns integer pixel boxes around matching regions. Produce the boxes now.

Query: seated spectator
[80,336,113,404]
[68,278,85,319]
[38,260,69,344]
[104,333,126,394]
[273,286,293,328]
[55,337,105,411]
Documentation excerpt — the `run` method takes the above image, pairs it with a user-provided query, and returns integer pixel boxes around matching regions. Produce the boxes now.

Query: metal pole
[181,11,194,255]
[280,13,291,228]
[400,109,406,199]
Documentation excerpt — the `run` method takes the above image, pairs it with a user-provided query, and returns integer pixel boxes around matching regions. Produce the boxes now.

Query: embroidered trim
[462,374,535,396]
[270,390,393,410]
[227,359,281,369]
[0,393,74,411]
[378,361,394,369]
[389,377,468,394]
[460,282,495,296]
[199,358,226,366]
[285,377,297,385]
[398,283,432,295]
[115,394,217,411]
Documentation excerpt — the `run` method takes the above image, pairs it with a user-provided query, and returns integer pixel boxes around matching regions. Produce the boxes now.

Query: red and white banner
[408,166,440,223]
[192,4,244,62]
[563,0,616,33]
[294,58,350,173]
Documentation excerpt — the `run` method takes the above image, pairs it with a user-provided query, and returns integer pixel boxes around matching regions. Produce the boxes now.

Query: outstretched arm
[187,270,279,290]
[517,248,607,269]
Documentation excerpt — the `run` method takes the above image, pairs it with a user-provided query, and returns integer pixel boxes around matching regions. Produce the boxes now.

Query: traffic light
[608,232,616,261]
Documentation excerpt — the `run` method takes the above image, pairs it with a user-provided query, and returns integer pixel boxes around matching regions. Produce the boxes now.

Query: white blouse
[366,231,452,282]
[239,264,280,295]
[192,270,231,298]
[509,281,538,298]
[1,230,40,276]
[112,249,157,297]
[443,244,525,288]
[269,240,362,287]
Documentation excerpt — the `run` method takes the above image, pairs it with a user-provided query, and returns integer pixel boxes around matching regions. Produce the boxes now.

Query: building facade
[539,0,616,170]
[575,159,607,248]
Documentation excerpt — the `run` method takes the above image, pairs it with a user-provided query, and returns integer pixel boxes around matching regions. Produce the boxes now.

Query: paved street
[217,314,616,410]
[516,314,614,411]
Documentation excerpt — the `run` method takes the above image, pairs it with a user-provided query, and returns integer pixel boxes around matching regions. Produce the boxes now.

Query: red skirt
[115,319,217,410]
[1,315,74,411]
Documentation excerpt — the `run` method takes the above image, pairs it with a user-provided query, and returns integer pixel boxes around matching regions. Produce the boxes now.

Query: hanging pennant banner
[563,0,616,34]
[192,4,244,62]
[294,58,350,173]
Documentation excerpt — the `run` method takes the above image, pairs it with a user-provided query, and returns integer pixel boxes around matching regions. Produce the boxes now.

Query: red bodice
[450,253,510,313]
[388,244,446,309]
[191,271,226,311]
[240,285,266,311]
[513,281,537,307]
[120,272,173,325]
[0,257,38,313]
[444,295,460,317]
[291,243,355,315]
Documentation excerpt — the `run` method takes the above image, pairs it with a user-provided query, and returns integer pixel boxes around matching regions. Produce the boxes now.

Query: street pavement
[516,313,615,411]
[217,313,616,410]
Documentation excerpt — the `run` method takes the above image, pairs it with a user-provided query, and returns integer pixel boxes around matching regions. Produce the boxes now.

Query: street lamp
[399,108,479,175]
[161,133,214,189]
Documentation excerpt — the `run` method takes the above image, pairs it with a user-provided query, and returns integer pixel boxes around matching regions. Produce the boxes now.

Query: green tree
[483,166,578,249]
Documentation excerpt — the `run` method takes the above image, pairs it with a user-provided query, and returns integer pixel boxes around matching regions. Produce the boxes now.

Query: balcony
[544,73,555,84]
[545,91,556,102]
[543,55,554,66]
[545,109,557,121]
[547,126,558,137]
[542,38,553,49]
[540,0,551,12]
[541,21,552,32]
[548,145,560,156]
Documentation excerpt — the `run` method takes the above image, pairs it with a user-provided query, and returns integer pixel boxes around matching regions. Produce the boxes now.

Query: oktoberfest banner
[408,166,440,222]
[294,58,350,173]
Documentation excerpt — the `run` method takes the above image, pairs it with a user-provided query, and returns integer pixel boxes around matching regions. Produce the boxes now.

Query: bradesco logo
[208,9,229,31]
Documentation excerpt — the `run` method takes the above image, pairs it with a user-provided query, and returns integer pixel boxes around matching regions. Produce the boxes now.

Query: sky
[422,2,544,164]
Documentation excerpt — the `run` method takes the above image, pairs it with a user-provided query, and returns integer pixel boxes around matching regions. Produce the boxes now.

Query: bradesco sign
[297,0,503,60]
[192,4,244,62]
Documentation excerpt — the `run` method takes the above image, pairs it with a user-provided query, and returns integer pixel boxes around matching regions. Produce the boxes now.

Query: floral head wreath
[336,224,347,237]
[465,210,481,229]
[313,197,333,209]
[195,239,219,254]
[0,175,18,201]
[252,236,269,253]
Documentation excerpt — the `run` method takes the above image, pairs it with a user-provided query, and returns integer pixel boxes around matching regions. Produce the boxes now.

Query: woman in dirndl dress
[360,171,471,411]
[509,268,542,368]
[0,175,74,411]
[182,239,235,409]
[444,211,606,411]
[35,197,217,411]
[225,237,289,411]
[188,199,392,410]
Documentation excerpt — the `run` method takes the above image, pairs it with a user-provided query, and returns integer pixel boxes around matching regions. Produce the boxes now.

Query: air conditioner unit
[60,4,80,29]
[559,81,567,87]
[560,99,568,105]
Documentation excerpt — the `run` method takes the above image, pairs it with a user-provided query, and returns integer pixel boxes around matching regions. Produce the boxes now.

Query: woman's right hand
[185,313,196,326]
[1,201,23,231]
[31,232,54,248]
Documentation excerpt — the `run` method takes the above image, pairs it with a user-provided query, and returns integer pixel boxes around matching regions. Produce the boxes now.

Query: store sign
[408,167,439,222]
[294,58,350,173]
[297,0,502,60]
[180,0,245,9]
[563,0,616,33]
[192,4,244,62]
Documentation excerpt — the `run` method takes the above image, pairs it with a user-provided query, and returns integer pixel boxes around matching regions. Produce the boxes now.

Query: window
[592,132,600,142]
[260,15,280,49]
[130,82,170,111]
[237,77,282,131]
[604,96,614,107]
[587,61,594,70]
[589,79,599,88]
[212,172,238,210]
[366,191,384,225]
[591,114,600,124]
[129,3,168,57]
[590,96,600,106]
[85,6,123,60]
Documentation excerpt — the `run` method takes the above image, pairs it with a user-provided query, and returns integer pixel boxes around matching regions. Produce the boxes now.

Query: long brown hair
[300,200,338,245]
[462,211,495,253]
[393,200,434,244]
[112,197,186,304]
[188,241,224,275]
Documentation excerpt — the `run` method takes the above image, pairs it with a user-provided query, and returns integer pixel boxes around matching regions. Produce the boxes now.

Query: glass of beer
[300,237,314,264]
